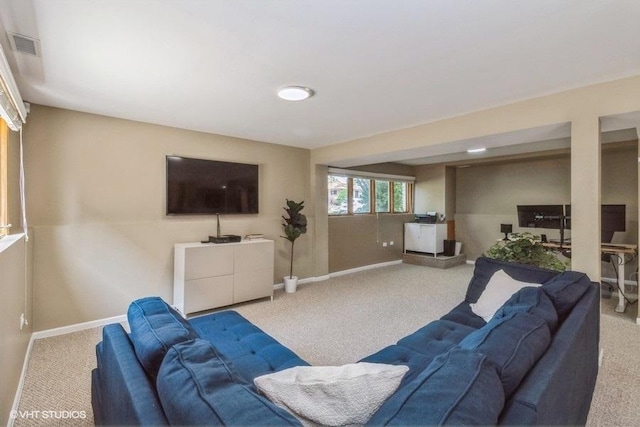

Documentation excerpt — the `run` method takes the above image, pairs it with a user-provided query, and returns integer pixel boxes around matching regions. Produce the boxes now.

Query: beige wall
[327,162,416,273]
[312,74,640,281]
[455,156,571,261]
[0,129,31,424]
[414,164,446,215]
[454,146,638,278]
[328,214,413,273]
[24,105,312,331]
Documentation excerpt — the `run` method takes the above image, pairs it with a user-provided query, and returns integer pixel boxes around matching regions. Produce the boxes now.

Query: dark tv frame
[166,156,259,216]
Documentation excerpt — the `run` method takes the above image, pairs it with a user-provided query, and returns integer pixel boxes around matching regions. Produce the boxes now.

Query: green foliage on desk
[485,232,567,271]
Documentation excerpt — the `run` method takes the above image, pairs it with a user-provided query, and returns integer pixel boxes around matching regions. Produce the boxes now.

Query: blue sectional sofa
[91,257,599,425]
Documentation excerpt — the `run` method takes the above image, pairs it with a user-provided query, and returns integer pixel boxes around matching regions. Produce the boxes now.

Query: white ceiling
[1,0,640,155]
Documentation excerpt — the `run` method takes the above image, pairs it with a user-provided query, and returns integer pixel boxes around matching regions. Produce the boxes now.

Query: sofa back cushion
[157,339,301,426]
[396,320,477,358]
[127,296,199,380]
[465,257,559,304]
[459,311,551,398]
[542,271,592,320]
[495,286,558,332]
[469,269,542,322]
[366,349,504,426]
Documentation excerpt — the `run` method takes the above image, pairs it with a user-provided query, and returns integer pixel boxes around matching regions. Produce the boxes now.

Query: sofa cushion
[470,269,542,322]
[359,345,431,386]
[495,285,558,332]
[542,271,592,319]
[157,339,301,426]
[459,311,551,398]
[127,296,199,380]
[189,310,309,382]
[440,301,486,329]
[254,363,409,426]
[465,257,559,304]
[396,320,476,357]
[366,349,504,426]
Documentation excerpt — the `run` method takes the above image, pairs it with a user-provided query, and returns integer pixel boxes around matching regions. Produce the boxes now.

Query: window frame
[328,169,414,216]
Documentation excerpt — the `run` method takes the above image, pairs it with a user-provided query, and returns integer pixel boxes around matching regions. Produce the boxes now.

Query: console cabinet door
[234,241,274,303]
[404,223,421,252]
[184,246,234,280]
[184,276,234,314]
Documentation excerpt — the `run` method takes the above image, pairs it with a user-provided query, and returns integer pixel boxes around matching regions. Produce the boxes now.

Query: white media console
[173,239,274,316]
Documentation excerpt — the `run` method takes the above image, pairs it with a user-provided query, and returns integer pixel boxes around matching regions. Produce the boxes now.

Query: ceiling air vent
[7,32,40,57]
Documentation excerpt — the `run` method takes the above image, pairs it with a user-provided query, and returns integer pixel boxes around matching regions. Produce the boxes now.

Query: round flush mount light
[277,86,315,101]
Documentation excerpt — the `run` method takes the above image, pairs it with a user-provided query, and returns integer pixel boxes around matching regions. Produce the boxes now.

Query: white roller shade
[0,44,27,131]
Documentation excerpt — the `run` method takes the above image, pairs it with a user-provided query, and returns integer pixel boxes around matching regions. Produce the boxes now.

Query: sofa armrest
[92,323,168,425]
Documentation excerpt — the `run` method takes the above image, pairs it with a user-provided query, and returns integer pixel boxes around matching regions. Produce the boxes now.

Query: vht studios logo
[10,410,87,419]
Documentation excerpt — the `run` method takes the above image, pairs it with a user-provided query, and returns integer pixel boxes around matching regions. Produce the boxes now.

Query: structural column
[570,117,601,281]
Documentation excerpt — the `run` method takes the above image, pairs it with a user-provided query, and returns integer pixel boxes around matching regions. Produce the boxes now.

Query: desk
[543,242,639,324]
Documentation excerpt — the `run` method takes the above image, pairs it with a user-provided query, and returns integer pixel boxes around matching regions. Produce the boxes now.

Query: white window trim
[328,167,415,183]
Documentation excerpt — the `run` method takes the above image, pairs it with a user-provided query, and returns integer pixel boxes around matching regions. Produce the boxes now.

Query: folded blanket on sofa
[254,362,409,426]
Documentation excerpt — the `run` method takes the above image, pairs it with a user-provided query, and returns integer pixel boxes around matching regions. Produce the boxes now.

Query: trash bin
[443,239,456,256]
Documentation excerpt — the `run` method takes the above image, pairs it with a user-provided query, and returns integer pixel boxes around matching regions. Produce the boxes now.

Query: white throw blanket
[254,362,409,426]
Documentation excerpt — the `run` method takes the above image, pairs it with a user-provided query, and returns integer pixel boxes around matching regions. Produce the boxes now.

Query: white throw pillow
[254,362,409,426]
[470,269,541,322]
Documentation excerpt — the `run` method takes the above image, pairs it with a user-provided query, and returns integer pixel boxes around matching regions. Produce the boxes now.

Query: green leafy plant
[282,200,307,279]
[484,232,567,271]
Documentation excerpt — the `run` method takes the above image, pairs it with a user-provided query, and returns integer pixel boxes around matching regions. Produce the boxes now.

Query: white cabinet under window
[404,223,447,256]
[173,239,274,316]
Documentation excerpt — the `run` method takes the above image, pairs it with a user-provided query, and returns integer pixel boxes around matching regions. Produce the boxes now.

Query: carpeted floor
[12,263,640,426]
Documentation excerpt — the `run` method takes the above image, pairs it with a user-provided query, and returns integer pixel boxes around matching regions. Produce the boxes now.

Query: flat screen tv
[166,156,259,215]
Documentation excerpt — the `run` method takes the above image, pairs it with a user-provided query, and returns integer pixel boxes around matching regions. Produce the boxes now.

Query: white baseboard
[31,314,128,340]
[329,260,403,278]
[273,260,403,289]
[9,336,34,427]
[12,314,127,426]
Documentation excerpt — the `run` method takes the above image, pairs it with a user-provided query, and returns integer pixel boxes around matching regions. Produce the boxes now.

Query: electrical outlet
[390,241,394,246]
[382,242,388,247]
[20,313,27,330]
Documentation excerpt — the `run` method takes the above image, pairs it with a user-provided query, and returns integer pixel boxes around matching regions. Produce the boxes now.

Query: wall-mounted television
[166,156,259,215]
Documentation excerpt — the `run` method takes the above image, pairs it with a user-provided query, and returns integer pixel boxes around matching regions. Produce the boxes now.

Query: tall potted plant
[281,199,307,293]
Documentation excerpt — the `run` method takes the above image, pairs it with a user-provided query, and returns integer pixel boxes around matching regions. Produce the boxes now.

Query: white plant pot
[284,276,298,293]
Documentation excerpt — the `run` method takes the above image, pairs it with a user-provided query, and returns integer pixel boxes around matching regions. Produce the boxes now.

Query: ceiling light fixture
[467,148,486,153]
[277,86,314,101]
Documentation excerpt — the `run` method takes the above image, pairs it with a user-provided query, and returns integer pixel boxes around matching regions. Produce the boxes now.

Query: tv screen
[166,156,259,215]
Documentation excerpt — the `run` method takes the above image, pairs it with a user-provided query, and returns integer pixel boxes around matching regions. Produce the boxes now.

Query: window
[393,182,409,213]
[374,180,390,213]
[327,169,414,216]
[328,175,348,215]
[0,120,8,237]
[353,178,371,214]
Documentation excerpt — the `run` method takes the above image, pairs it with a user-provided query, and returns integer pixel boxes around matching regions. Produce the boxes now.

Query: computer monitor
[602,204,625,243]
[562,204,625,242]
[517,205,564,229]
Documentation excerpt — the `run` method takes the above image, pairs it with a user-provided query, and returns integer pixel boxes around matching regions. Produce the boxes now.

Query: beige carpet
[13,263,640,426]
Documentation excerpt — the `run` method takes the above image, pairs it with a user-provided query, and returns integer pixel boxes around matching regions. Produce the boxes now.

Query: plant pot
[284,276,298,293]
